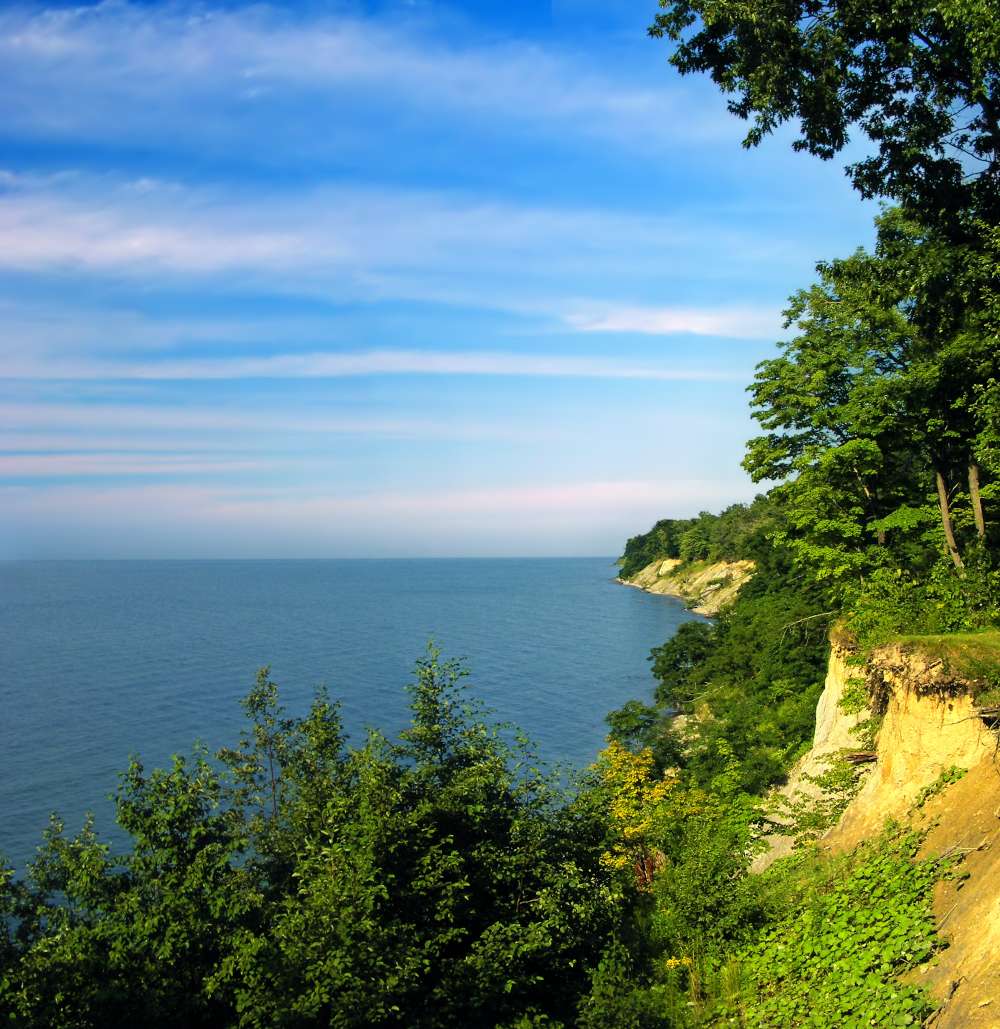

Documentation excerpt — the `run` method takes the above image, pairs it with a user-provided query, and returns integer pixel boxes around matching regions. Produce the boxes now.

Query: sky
[0,0,878,558]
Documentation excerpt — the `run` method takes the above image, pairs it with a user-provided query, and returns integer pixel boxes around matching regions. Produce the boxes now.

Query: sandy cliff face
[620,558,754,616]
[913,758,1000,1027]
[772,638,1000,1025]
[829,643,995,848]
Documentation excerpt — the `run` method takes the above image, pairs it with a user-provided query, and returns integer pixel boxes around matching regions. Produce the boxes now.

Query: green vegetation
[894,629,1000,674]
[600,1,1000,1012]
[649,0,1000,231]
[914,766,968,809]
[713,829,954,1028]
[618,496,779,580]
[3,2,997,1024]
[893,630,1000,701]
[0,652,631,1028]
[621,547,832,795]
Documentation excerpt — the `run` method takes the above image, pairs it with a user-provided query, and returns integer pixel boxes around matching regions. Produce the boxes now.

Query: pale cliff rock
[752,645,872,871]
[828,643,995,849]
[793,645,871,787]
[619,558,754,616]
[764,635,1000,1026]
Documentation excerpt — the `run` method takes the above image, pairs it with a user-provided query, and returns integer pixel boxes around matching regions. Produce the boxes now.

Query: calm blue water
[1,558,699,871]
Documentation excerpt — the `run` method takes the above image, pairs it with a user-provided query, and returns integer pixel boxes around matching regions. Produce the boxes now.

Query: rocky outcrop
[763,635,1000,1026]
[828,643,995,849]
[619,558,754,616]
[793,645,871,786]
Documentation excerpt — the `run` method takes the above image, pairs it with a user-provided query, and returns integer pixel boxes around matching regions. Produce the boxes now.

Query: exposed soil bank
[618,557,754,616]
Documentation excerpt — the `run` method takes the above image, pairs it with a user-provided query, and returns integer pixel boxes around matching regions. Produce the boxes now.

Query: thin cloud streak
[0,1,732,154]
[569,304,781,339]
[4,349,746,382]
[0,174,798,323]
[0,454,265,476]
[0,403,546,443]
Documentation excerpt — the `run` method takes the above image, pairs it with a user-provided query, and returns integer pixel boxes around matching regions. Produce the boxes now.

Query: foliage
[575,942,688,1029]
[649,621,716,711]
[593,741,679,885]
[713,828,951,1027]
[891,630,1000,703]
[619,519,682,578]
[0,649,629,1029]
[744,209,998,595]
[617,496,779,579]
[645,768,764,961]
[6,1,998,1022]
[649,0,1000,229]
[588,740,768,1022]
[845,560,1000,651]
[771,754,868,846]
[914,765,968,809]
[613,534,831,795]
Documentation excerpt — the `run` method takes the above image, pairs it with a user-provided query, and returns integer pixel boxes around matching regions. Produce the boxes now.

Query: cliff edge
[618,557,755,616]
[761,632,1000,1025]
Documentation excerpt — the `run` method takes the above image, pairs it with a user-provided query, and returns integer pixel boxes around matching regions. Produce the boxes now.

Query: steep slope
[829,642,995,846]
[912,757,1000,1027]
[752,643,873,869]
[760,633,1000,1026]
[619,557,754,616]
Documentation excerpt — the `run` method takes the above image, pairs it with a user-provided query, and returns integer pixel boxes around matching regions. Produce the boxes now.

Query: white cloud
[0,2,731,155]
[0,174,789,339]
[0,182,309,274]
[567,304,781,339]
[0,453,265,476]
[0,401,542,441]
[2,349,745,381]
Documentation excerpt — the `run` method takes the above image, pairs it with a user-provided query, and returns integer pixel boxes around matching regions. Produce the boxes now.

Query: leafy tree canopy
[0,651,630,1029]
[649,0,1000,229]
[744,207,998,588]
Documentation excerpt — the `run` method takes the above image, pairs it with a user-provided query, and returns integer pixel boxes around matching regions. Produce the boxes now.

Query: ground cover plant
[710,828,953,1028]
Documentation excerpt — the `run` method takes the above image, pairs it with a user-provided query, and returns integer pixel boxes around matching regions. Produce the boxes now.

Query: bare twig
[780,610,838,640]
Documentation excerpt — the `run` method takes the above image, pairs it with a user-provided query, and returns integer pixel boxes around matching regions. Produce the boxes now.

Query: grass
[892,630,1000,699]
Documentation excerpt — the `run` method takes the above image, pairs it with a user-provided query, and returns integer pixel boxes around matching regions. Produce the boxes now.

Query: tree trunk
[856,471,886,545]
[936,468,965,572]
[969,462,986,541]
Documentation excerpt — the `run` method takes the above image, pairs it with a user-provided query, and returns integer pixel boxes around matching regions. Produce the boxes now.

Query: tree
[649,0,1000,232]
[0,651,630,1028]
[650,621,716,711]
[744,209,998,584]
[973,225,1000,478]
[678,522,711,562]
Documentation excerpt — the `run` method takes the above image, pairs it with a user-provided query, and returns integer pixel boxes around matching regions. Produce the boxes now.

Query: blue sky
[1,0,877,558]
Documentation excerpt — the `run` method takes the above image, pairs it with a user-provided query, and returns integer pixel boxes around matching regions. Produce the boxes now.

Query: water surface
[1,558,699,870]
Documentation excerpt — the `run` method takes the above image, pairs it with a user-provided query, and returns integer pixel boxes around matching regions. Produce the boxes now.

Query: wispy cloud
[0,402,546,442]
[0,173,792,338]
[568,304,781,339]
[0,453,265,477]
[3,349,746,382]
[0,1,731,156]
[0,2,854,558]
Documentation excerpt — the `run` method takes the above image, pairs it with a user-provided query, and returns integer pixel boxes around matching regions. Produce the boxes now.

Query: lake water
[1,558,699,871]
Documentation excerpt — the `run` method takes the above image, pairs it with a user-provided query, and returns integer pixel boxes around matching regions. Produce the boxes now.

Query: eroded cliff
[761,633,1000,1024]
[618,557,754,616]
